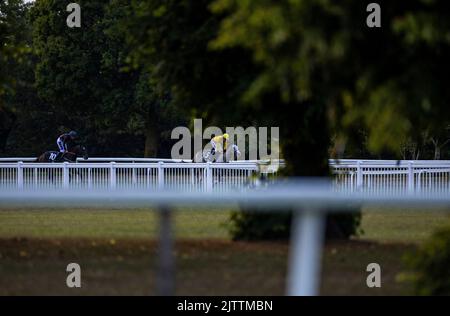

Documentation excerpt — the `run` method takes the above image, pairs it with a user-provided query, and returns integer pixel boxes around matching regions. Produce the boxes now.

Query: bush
[406,226,450,295]
[228,212,291,241]
[228,210,362,241]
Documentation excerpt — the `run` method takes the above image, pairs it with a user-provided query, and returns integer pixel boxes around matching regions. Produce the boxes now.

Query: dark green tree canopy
[27,0,184,157]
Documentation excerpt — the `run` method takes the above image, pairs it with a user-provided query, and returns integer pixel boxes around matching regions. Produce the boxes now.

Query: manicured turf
[0,209,231,239]
[1,208,448,243]
[358,208,450,243]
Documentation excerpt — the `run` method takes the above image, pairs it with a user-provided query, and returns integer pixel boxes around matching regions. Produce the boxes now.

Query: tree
[122,0,450,239]
[28,0,184,157]
[123,0,259,129]
[211,0,450,159]
[210,0,450,238]
[104,0,185,157]
[0,0,32,153]
[122,0,359,239]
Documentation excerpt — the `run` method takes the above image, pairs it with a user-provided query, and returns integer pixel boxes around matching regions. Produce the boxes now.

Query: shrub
[228,210,362,241]
[406,226,450,295]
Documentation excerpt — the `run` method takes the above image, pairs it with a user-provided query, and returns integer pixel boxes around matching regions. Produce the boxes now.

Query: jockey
[210,133,229,156]
[56,131,78,160]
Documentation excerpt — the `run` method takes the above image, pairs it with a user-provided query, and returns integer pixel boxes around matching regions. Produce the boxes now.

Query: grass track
[358,208,450,243]
[0,209,230,239]
[1,208,449,243]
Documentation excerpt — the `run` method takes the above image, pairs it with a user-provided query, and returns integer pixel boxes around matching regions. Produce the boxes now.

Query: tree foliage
[0,0,32,152]
[211,0,450,158]
[24,0,184,156]
[0,0,29,96]
[405,226,450,295]
[122,0,259,130]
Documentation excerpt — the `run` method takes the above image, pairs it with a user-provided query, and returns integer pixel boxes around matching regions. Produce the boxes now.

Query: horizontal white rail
[330,160,450,194]
[2,158,450,193]
[2,183,450,208]
[0,157,285,164]
[0,157,191,163]
[2,156,448,166]
[329,159,450,167]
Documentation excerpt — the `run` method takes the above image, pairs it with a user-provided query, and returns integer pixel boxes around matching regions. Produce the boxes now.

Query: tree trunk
[434,146,440,160]
[144,113,159,158]
[0,106,17,153]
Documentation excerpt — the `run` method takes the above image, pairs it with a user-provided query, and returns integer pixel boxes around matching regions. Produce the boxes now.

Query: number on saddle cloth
[49,152,58,161]
[203,150,215,162]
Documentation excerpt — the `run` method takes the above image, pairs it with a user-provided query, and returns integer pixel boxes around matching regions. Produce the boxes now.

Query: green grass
[0,209,231,239]
[1,208,449,243]
[357,208,450,243]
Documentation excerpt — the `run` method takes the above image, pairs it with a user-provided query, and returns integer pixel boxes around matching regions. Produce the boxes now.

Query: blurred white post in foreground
[288,209,325,296]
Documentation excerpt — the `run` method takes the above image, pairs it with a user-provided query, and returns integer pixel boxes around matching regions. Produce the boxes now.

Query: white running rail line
[0,157,285,164]
[0,161,279,192]
[2,158,450,193]
[330,159,450,194]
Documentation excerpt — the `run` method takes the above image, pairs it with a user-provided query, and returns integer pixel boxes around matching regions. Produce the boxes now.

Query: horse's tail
[35,153,44,162]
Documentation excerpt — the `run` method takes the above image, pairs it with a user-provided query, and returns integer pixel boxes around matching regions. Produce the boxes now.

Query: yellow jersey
[212,135,228,151]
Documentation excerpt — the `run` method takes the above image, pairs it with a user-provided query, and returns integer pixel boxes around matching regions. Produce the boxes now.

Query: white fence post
[158,161,165,189]
[88,168,92,189]
[132,161,137,185]
[416,171,423,193]
[408,161,414,193]
[110,162,116,189]
[17,161,24,189]
[287,208,325,296]
[356,160,363,190]
[206,162,213,192]
[63,162,70,189]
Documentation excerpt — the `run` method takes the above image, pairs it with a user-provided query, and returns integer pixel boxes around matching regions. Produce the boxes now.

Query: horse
[194,144,241,163]
[217,144,241,162]
[193,144,241,186]
[36,145,88,185]
[36,144,88,163]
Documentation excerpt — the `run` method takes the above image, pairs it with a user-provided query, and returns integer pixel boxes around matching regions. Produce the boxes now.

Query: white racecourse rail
[330,159,450,194]
[0,161,266,192]
[1,158,450,192]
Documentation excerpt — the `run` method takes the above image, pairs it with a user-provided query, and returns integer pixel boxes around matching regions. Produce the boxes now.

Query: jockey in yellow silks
[210,133,229,156]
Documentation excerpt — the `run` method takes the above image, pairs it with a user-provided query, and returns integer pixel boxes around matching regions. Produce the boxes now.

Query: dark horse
[36,145,88,185]
[36,144,88,162]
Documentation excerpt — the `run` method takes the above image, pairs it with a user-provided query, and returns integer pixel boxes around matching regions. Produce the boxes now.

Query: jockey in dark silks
[56,131,78,161]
